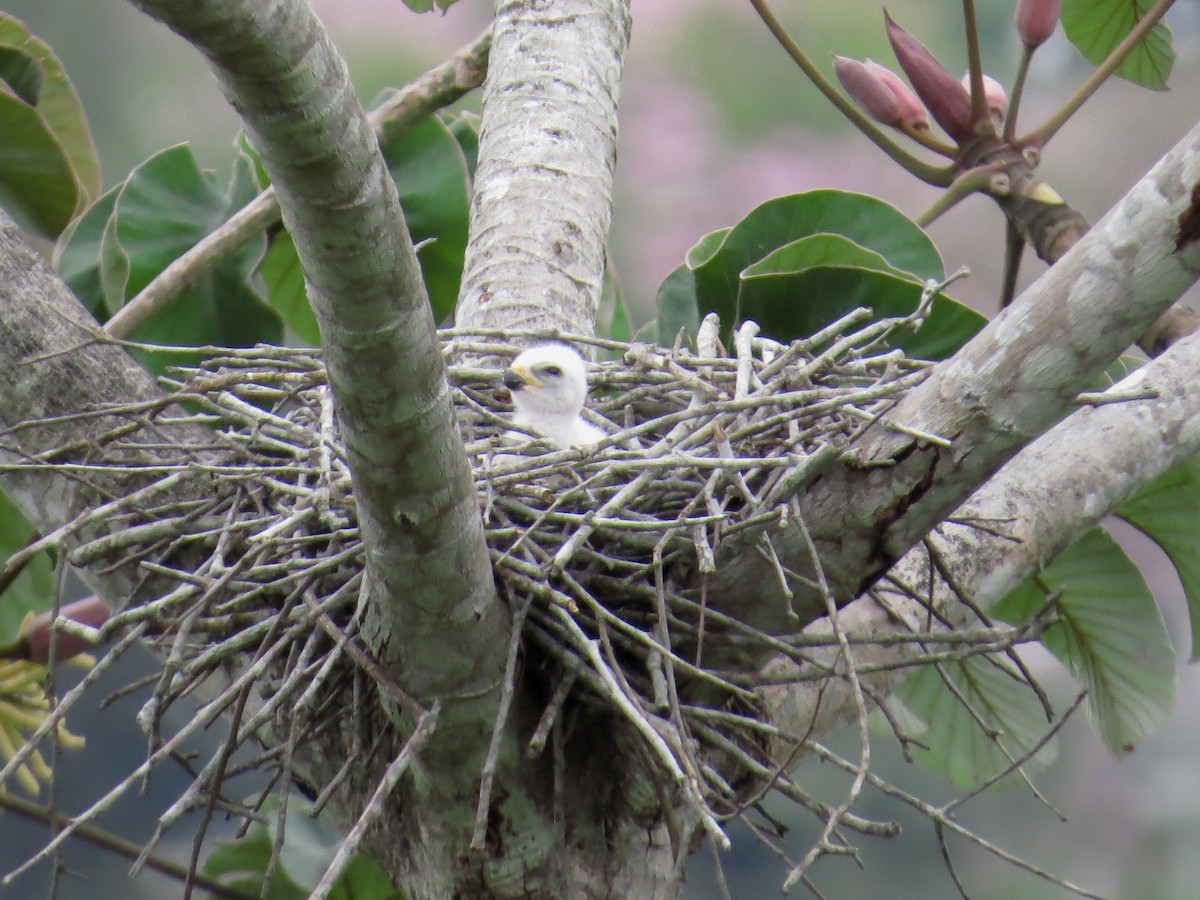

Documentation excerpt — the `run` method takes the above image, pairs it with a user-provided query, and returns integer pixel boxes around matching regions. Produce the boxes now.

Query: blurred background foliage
[2,0,1200,897]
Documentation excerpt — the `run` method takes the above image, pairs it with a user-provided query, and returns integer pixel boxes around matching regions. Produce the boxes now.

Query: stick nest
[2,310,936,881]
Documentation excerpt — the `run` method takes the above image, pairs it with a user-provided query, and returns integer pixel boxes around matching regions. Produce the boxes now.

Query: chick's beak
[503,365,539,392]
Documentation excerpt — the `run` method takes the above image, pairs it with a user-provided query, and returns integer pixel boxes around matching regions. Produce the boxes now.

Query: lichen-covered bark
[0,210,219,577]
[128,0,506,715]
[455,0,631,338]
[712,120,1200,633]
[760,325,1200,754]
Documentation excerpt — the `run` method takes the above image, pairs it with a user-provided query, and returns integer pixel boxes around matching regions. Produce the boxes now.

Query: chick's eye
[542,365,563,377]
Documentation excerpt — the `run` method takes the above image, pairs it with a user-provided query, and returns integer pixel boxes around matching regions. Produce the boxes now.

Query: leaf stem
[1021,0,1176,147]
[747,0,954,186]
[1000,218,1024,309]
[0,790,256,900]
[961,0,988,130]
[1004,45,1035,142]
[916,163,1007,227]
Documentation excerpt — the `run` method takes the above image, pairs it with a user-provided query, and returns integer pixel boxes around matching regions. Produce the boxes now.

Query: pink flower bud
[885,12,972,142]
[961,73,1009,120]
[21,596,111,665]
[865,60,930,130]
[834,56,901,126]
[1016,0,1061,48]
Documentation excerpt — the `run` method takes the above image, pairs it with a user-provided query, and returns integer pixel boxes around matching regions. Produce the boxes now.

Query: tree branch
[759,325,1200,754]
[716,118,1200,632]
[454,0,631,337]
[0,210,217,600]
[103,25,493,341]
[126,0,505,706]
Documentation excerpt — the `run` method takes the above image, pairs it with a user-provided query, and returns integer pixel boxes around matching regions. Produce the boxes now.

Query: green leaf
[399,0,459,10]
[207,804,403,900]
[442,110,480,179]
[1098,353,1144,388]
[691,191,946,333]
[75,145,278,365]
[598,266,632,343]
[662,191,979,356]
[686,227,732,270]
[1062,0,1174,91]
[0,47,41,106]
[381,114,471,323]
[738,266,985,361]
[205,827,308,900]
[893,655,1057,791]
[993,528,1176,755]
[654,264,702,348]
[0,89,78,237]
[259,115,473,336]
[237,133,271,191]
[54,183,119,319]
[0,490,54,643]
[1118,457,1200,663]
[0,13,100,204]
[742,232,914,279]
[258,232,320,346]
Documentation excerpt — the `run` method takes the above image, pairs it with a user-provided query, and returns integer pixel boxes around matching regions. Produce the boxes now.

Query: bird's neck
[513,408,575,447]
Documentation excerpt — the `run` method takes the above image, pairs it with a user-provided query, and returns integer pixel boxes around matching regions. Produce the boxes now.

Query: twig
[308,706,439,900]
[103,26,493,340]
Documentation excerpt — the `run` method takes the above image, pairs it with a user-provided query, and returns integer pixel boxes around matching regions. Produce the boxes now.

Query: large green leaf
[56,145,279,366]
[399,0,459,10]
[653,191,981,357]
[261,115,472,334]
[0,47,40,106]
[1062,0,1174,91]
[686,226,732,270]
[0,89,77,238]
[0,491,54,644]
[442,110,480,179]
[993,528,1175,755]
[0,14,100,237]
[737,266,985,361]
[653,265,702,349]
[691,191,946,330]
[53,185,118,318]
[742,233,911,280]
[380,114,471,323]
[0,14,99,200]
[205,826,309,900]
[1117,457,1200,662]
[893,655,1057,791]
[598,266,632,343]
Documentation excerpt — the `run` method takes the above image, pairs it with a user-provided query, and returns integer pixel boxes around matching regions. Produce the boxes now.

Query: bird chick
[502,344,605,449]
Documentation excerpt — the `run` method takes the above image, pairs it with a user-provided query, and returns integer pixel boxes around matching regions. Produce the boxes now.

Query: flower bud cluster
[836,11,1032,146]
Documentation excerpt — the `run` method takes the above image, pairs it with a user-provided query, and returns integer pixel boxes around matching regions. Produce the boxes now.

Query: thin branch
[747,0,954,186]
[103,25,493,341]
[0,791,256,900]
[126,0,503,706]
[1022,0,1177,147]
[309,706,439,900]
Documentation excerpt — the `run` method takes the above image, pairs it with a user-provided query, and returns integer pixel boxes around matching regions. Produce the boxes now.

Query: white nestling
[502,344,605,449]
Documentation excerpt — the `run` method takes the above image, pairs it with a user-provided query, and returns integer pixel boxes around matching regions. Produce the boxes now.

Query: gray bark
[128,0,507,715]
[1,0,1198,896]
[760,325,1200,756]
[711,120,1200,633]
[455,0,631,338]
[0,211,218,577]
